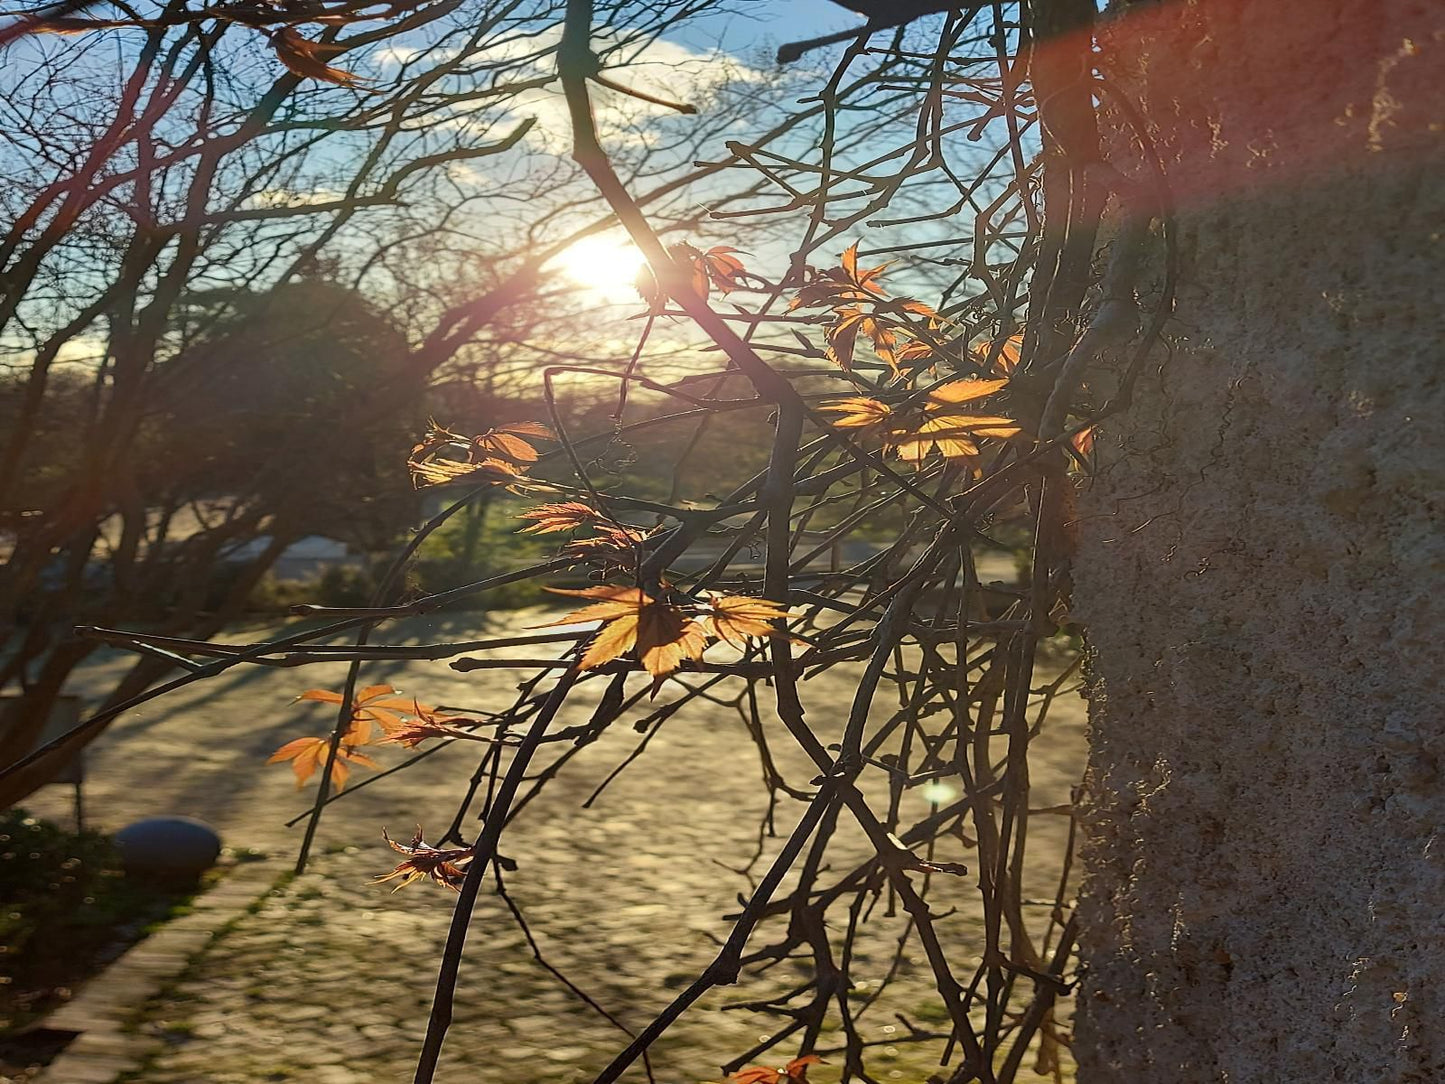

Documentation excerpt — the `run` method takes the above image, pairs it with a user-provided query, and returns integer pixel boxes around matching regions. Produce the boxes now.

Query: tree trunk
[1073,1,1443,1080]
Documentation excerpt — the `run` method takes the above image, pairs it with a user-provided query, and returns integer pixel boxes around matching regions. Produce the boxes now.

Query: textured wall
[1072,1,1443,1081]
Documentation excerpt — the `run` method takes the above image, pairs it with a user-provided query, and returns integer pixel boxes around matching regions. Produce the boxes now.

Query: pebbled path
[25,611,1085,1083]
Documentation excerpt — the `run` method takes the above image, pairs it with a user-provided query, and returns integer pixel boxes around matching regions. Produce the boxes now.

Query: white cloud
[426,29,770,160]
[373,44,423,66]
[245,188,347,209]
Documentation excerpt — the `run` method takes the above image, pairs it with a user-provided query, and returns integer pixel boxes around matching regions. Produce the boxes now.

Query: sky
[664,0,866,59]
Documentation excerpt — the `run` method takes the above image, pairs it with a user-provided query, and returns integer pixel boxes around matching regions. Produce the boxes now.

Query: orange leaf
[355,684,399,703]
[473,423,552,464]
[927,377,1009,406]
[992,333,1023,374]
[825,310,864,371]
[294,688,344,705]
[899,298,939,319]
[270,28,365,87]
[543,586,706,678]
[890,337,937,369]
[784,1055,824,1080]
[580,611,642,669]
[702,595,792,647]
[818,397,891,431]
[544,584,652,623]
[496,421,555,439]
[701,246,748,293]
[266,737,375,790]
[517,501,603,534]
[893,416,980,462]
[839,242,888,295]
[473,431,539,463]
[561,523,652,566]
[292,684,435,745]
[888,410,1021,465]
[926,413,1021,435]
[635,610,708,679]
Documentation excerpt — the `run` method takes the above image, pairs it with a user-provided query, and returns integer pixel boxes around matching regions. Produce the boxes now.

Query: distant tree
[0,0,829,803]
[155,277,421,552]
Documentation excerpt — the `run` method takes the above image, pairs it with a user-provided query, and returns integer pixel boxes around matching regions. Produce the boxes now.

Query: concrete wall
[1071,2,1443,1080]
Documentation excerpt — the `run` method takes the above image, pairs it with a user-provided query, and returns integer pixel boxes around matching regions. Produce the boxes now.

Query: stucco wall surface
[1072,2,1443,1081]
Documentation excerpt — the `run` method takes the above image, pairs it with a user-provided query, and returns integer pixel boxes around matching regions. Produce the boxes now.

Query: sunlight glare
[549,234,647,304]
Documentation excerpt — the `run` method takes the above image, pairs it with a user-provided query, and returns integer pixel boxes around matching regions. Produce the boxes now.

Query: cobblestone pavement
[27,612,1086,1083]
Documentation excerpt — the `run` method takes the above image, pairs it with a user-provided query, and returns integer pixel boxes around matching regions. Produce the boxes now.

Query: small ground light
[919,782,957,804]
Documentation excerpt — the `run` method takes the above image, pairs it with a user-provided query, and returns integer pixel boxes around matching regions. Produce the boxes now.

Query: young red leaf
[271,28,365,87]
[409,455,520,489]
[517,501,604,534]
[373,827,472,891]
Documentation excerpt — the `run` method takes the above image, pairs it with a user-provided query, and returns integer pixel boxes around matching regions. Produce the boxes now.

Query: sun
[548,233,647,304]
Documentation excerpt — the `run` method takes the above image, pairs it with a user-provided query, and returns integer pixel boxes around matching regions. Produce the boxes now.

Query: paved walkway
[23,612,1086,1083]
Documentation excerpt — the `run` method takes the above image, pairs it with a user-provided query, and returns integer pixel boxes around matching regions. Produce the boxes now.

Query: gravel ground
[25,611,1086,1083]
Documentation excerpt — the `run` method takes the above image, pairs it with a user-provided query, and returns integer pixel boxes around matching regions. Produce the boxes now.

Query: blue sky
[665,0,866,58]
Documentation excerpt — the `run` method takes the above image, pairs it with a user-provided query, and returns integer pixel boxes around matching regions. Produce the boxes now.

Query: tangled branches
[4,0,1175,1080]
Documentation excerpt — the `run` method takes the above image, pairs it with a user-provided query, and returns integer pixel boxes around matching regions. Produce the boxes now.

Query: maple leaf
[818,397,892,432]
[270,28,365,87]
[408,420,537,489]
[897,297,940,320]
[789,243,891,311]
[379,717,494,749]
[635,610,710,679]
[824,307,898,370]
[699,246,749,293]
[839,243,885,293]
[266,737,377,790]
[986,333,1024,374]
[373,827,472,892]
[410,421,467,458]
[927,377,1009,406]
[543,585,708,678]
[635,262,666,313]
[700,595,792,647]
[891,336,938,370]
[636,242,743,313]
[409,455,520,489]
[560,524,653,566]
[545,584,651,621]
[678,245,711,301]
[730,1055,825,1084]
[517,501,604,535]
[889,413,1022,463]
[294,684,436,744]
[473,421,554,465]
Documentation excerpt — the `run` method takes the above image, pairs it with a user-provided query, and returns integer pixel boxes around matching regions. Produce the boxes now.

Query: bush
[0,810,206,1032]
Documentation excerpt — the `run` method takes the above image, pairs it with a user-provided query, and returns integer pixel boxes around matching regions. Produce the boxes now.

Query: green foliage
[0,810,206,1032]
[408,496,550,611]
